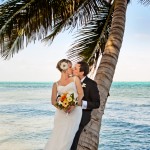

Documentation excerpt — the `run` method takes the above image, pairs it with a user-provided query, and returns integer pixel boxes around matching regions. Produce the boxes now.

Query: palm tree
[0,0,149,149]
[72,1,128,149]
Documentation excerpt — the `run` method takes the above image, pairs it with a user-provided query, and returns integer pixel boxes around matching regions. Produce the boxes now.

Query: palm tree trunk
[77,0,128,149]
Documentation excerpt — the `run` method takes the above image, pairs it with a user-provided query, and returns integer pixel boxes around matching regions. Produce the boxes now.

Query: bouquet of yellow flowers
[56,92,78,110]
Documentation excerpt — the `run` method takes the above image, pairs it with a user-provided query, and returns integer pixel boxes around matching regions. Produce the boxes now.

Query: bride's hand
[64,106,70,113]
[66,106,75,113]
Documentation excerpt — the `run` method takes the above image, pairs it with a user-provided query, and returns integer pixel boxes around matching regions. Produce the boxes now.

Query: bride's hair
[56,59,72,72]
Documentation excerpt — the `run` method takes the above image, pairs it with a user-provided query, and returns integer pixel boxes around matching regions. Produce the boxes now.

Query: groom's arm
[86,81,100,110]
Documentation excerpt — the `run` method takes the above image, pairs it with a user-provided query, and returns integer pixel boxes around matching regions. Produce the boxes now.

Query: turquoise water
[0,82,150,150]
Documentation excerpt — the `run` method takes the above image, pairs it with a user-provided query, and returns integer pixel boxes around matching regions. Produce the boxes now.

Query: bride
[44,59,84,150]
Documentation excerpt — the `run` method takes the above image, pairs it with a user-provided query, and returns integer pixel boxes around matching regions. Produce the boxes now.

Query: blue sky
[0,1,150,82]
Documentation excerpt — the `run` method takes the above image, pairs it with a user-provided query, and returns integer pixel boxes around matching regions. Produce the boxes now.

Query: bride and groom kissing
[44,59,100,150]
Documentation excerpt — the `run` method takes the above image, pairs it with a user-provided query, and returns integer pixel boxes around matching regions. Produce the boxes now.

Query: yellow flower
[67,97,72,102]
[62,99,69,108]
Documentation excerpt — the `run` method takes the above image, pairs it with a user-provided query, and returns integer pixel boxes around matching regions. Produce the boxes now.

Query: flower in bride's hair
[60,62,68,71]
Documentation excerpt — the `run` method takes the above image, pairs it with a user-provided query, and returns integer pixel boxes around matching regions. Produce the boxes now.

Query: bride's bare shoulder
[53,81,59,87]
[70,76,80,82]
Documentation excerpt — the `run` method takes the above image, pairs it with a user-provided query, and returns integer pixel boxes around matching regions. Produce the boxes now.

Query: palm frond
[139,0,150,5]
[0,0,107,59]
[67,2,113,67]
[43,0,108,44]
[0,0,53,59]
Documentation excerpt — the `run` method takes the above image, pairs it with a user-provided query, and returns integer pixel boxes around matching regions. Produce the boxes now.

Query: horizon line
[0,81,150,83]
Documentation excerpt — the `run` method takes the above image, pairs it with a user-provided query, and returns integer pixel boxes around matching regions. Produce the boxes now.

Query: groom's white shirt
[81,76,87,109]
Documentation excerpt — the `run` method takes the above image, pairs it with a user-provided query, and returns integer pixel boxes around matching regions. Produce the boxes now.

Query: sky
[0,1,150,82]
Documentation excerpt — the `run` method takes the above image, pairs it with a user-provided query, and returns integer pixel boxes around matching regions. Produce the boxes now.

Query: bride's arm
[75,77,84,106]
[51,83,58,108]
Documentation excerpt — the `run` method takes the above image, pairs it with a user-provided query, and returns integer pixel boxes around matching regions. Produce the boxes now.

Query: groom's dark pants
[70,110,92,150]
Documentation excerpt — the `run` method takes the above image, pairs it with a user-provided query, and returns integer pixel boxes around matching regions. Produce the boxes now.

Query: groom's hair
[77,61,89,76]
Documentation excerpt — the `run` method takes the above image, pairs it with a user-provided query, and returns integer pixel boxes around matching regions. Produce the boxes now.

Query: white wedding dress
[44,81,82,150]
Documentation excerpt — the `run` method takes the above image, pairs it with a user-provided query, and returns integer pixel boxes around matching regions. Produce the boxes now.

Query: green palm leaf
[0,0,148,59]
[0,0,104,59]
[43,0,107,44]
[67,1,112,67]
[0,0,53,59]
[139,0,150,5]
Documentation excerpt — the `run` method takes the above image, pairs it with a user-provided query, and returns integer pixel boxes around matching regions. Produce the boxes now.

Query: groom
[70,61,100,150]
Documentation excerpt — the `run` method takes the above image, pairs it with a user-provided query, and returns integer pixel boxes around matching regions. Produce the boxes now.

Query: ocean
[0,82,150,150]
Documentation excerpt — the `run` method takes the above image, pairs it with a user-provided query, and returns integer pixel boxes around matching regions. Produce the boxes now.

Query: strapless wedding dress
[44,82,82,150]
